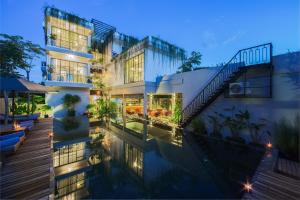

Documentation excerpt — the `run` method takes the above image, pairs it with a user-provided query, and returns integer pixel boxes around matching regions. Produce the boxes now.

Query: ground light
[48,132,53,138]
[266,141,272,149]
[243,181,253,193]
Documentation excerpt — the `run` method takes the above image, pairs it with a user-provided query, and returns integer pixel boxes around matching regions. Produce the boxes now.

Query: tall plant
[177,51,202,73]
[208,112,224,138]
[171,102,182,125]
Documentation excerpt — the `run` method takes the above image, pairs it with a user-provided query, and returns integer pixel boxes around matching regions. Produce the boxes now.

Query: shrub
[191,117,207,135]
[274,115,299,161]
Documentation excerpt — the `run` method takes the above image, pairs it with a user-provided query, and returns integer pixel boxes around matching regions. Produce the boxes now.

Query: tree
[177,51,202,73]
[0,34,45,78]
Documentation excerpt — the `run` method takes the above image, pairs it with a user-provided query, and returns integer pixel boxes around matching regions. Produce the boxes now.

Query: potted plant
[49,33,57,41]
[39,104,51,118]
[47,65,54,80]
[191,117,207,138]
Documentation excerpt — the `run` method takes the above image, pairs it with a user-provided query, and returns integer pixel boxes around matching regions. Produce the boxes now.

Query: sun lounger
[0,131,26,143]
[0,137,21,153]
[20,120,34,130]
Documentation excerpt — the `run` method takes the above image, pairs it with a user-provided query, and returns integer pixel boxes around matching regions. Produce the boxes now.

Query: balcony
[46,39,93,59]
[44,73,93,88]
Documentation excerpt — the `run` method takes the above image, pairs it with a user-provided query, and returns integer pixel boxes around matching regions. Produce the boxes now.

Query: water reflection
[52,116,245,199]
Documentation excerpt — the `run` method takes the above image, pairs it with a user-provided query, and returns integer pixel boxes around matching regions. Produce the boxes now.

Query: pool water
[52,117,263,199]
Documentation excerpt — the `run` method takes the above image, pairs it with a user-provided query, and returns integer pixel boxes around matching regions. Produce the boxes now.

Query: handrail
[181,43,272,124]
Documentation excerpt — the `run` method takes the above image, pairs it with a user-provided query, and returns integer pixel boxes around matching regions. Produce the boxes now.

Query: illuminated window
[124,53,144,84]
[49,58,88,83]
[47,16,91,53]
[56,172,85,198]
[54,142,85,167]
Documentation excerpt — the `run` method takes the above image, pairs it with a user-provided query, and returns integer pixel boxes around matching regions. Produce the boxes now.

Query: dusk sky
[1,0,299,82]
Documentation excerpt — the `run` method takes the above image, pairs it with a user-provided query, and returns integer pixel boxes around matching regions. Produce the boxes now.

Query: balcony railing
[48,39,90,54]
[45,73,91,84]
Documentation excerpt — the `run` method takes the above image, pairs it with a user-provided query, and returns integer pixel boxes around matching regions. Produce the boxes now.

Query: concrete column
[143,91,148,141]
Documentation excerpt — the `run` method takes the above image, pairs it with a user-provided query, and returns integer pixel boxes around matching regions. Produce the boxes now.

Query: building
[43,7,299,144]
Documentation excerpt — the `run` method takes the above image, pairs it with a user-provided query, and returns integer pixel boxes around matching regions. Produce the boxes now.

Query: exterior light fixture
[266,141,272,149]
[48,132,54,138]
[67,54,74,59]
[243,181,253,193]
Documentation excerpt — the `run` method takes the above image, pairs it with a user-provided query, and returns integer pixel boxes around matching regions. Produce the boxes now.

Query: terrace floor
[243,150,300,200]
[0,118,53,199]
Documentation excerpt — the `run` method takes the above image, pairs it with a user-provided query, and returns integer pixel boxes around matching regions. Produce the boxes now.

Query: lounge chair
[0,131,26,143]
[0,137,21,153]
[19,120,34,130]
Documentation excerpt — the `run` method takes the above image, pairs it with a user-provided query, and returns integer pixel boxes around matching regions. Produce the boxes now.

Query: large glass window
[124,53,144,83]
[48,16,91,53]
[56,172,85,198]
[53,142,85,167]
[51,26,88,53]
[49,58,88,83]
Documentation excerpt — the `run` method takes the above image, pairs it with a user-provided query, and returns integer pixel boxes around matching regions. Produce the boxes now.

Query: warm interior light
[243,181,253,192]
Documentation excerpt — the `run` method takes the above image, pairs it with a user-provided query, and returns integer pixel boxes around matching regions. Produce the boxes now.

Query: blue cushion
[0,137,20,147]
[0,131,25,141]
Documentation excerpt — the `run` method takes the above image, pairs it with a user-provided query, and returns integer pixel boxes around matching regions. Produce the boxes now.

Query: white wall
[46,87,90,118]
[156,68,218,108]
[191,52,300,142]
[144,48,183,82]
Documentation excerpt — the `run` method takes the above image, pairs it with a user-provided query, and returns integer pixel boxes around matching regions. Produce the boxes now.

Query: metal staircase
[181,43,273,127]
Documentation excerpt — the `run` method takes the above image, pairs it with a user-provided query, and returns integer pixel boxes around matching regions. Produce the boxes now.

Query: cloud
[222,30,246,45]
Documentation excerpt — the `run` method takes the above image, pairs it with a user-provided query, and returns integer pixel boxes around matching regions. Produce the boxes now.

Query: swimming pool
[52,117,263,199]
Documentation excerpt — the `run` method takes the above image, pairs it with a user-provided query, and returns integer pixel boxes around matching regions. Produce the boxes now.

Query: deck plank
[243,150,300,200]
[0,118,53,199]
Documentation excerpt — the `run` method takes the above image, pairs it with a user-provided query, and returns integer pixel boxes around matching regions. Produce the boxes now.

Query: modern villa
[1,4,299,200]
[42,7,299,141]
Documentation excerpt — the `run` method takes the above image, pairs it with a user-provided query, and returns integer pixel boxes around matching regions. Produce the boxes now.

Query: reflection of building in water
[56,172,87,199]
[53,118,92,199]
[124,143,143,178]
[54,141,86,167]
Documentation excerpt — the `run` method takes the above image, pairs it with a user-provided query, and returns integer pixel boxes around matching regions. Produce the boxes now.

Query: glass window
[49,18,89,53]
[49,58,88,83]
[124,53,144,84]
[53,142,85,167]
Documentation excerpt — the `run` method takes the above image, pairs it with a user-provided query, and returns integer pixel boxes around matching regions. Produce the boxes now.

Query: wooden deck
[0,118,53,199]
[276,158,300,179]
[243,150,300,200]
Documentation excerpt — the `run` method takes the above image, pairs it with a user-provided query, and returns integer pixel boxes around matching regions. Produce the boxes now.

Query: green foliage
[235,110,267,143]
[11,95,45,115]
[177,51,202,73]
[62,94,81,116]
[95,98,117,121]
[39,104,51,115]
[171,102,182,124]
[191,117,207,135]
[208,112,224,138]
[274,115,299,161]
[0,34,44,78]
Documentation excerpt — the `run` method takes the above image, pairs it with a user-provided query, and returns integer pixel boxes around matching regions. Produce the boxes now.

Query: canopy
[0,77,48,93]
